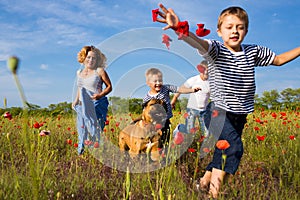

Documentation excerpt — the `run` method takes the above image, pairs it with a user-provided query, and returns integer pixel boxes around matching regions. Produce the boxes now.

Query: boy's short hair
[217,6,249,30]
[145,68,163,81]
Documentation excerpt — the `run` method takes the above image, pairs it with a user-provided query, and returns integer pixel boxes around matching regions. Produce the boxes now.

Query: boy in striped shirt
[154,4,300,198]
[143,68,200,147]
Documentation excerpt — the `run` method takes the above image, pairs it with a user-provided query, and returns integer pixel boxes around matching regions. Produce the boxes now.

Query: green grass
[0,109,299,199]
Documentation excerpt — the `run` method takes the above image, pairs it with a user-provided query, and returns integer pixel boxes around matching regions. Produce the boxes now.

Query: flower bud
[7,56,19,74]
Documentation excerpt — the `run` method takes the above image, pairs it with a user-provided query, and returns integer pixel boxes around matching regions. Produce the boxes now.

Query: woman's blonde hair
[77,45,107,68]
[217,6,249,30]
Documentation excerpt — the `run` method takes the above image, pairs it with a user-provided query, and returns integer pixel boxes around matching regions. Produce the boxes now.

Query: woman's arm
[92,68,112,100]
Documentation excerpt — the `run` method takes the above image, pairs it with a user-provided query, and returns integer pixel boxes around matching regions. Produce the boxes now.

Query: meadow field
[0,108,299,200]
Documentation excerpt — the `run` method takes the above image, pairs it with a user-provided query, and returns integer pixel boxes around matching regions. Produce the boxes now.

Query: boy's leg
[200,170,212,190]
[185,108,198,133]
[160,119,171,147]
[209,168,226,198]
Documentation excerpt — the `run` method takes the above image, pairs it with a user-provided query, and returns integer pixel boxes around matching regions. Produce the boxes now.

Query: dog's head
[142,99,167,126]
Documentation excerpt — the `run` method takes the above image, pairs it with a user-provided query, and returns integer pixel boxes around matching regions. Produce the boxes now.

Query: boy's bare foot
[209,168,226,198]
[200,171,212,191]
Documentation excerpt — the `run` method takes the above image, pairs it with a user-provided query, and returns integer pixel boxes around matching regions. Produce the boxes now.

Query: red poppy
[254,126,260,131]
[255,118,261,123]
[66,139,72,145]
[105,120,109,125]
[3,112,12,120]
[189,127,198,134]
[271,112,277,118]
[195,23,210,37]
[67,127,71,131]
[94,142,99,148]
[256,135,265,141]
[197,64,206,73]
[33,122,41,129]
[175,21,189,39]
[155,123,162,130]
[199,135,205,143]
[188,148,196,153]
[174,132,184,145]
[84,140,93,146]
[152,8,159,22]
[183,112,189,119]
[115,122,120,127]
[289,135,295,140]
[203,147,211,153]
[162,34,172,49]
[212,110,219,118]
[74,143,78,148]
[111,128,115,132]
[216,140,230,150]
[280,112,287,117]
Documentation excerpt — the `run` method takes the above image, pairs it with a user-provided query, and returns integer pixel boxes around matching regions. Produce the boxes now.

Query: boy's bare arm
[171,93,180,109]
[177,85,200,94]
[272,47,300,66]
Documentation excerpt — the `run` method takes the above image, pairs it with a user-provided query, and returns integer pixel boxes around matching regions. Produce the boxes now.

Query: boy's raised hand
[156,3,179,30]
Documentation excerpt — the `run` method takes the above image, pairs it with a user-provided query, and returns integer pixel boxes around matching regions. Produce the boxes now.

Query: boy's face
[217,15,248,52]
[147,74,163,93]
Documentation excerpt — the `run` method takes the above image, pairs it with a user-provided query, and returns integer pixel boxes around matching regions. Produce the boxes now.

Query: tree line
[1,88,299,117]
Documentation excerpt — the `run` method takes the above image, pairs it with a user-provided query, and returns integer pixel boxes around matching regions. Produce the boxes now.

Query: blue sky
[0,0,299,108]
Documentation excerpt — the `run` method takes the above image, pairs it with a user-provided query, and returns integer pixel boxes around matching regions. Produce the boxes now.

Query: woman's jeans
[203,102,247,174]
[74,88,109,155]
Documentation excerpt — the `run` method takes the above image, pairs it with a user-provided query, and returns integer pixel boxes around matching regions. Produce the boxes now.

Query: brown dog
[118,99,167,161]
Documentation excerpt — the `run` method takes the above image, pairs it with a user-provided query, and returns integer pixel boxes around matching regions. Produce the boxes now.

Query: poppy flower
[162,34,172,49]
[197,64,206,73]
[66,139,72,145]
[203,147,211,153]
[289,135,295,140]
[152,8,159,22]
[183,112,189,119]
[216,140,230,150]
[271,112,277,118]
[256,135,265,141]
[105,120,109,125]
[188,148,196,153]
[174,132,184,145]
[189,127,198,134]
[175,21,189,39]
[33,122,41,129]
[155,123,162,130]
[3,112,12,120]
[254,126,260,131]
[199,135,205,143]
[195,23,210,37]
[67,127,71,131]
[74,143,78,148]
[280,112,287,117]
[84,140,93,146]
[212,110,219,118]
[94,142,99,148]
[115,122,120,127]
